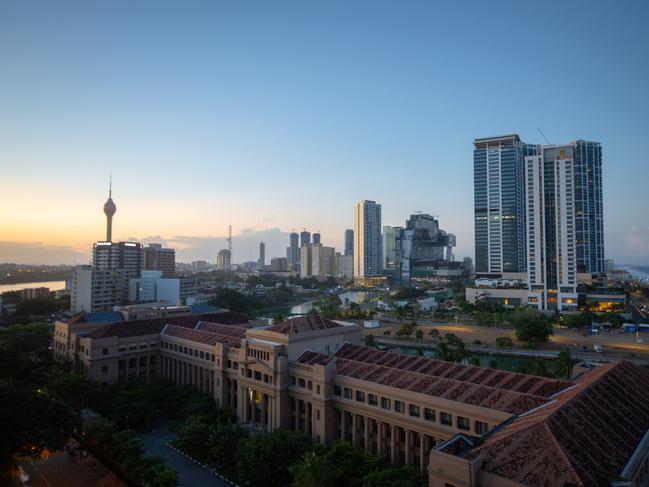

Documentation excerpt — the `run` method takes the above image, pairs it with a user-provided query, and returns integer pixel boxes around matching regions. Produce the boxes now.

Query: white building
[525,145,578,310]
[335,253,353,279]
[354,200,382,281]
[129,270,181,305]
[311,244,335,277]
[70,265,92,313]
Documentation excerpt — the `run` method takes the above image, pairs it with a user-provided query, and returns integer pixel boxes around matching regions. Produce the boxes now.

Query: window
[424,408,436,422]
[199,351,204,359]
[102,348,109,355]
[475,421,489,435]
[381,397,391,410]
[344,388,353,399]
[298,378,306,388]
[409,404,420,417]
[291,376,297,385]
[441,412,452,426]
[356,390,365,402]
[254,371,262,381]
[118,346,126,353]
[395,400,405,414]
[333,385,342,396]
[307,380,313,390]
[458,416,470,431]
[101,365,108,373]
[368,394,378,406]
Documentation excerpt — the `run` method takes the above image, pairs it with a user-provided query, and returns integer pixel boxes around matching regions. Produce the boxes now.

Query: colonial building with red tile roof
[55,313,649,486]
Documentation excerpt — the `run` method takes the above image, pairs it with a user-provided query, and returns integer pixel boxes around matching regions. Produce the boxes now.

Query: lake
[0,280,67,294]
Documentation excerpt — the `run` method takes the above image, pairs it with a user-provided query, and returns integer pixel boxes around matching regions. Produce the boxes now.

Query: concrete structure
[144,243,176,278]
[300,245,312,278]
[312,232,321,245]
[473,135,530,277]
[382,226,402,272]
[300,230,311,248]
[344,229,354,256]
[289,232,300,269]
[270,257,289,272]
[526,144,579,311]
[91,241,144,311]
[20,286,50,300]
[129,270,181,305]
[465,286,529,307]
[335,253,354,280]
[354,200,382,282]
[71,266,92,313]
[55,313,649,486]
[216,249,231,271]
[103,179,116,242]
[258,242,265,269]
[311,245,335,277]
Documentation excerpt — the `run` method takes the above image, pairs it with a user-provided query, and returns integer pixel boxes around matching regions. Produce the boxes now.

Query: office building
[397,214,456,284]
[354,200,382,281]
[258,242,265,269]
[312,232,321,245]
[129,270,181,305]
[289,232,300,268]
[344,229,354,256]
[216,249,231,271]
[334,253,354,279]
[299,245,313,278]
[300,230,311,247]
[382,226,402,271]
[144,243,176,278]
[70,265,92,313]
[473,135,529,276]
[270,257,289,272]
[311,244,335,277]
[55,313,649,487]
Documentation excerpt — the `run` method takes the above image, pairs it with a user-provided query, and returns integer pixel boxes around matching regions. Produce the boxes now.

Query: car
[593,344,603,353]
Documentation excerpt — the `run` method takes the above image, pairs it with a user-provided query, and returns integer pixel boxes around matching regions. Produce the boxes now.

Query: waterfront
[289,290,380,315]
[0,280,67,293]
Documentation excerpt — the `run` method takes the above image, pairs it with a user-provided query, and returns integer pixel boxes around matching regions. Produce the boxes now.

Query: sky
[1,0,648,265]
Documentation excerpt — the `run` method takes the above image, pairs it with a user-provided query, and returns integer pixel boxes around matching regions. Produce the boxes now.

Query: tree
[415,329,423,341]
[290,450,339,487]
[488,359,498,369]
[209,288,252,313]
[362,334,378,348]
[395,306,407,322]
[272,312,285,325]
[512,309,553,346]
[554,350,575,379]
[495,336,513,348]
[395,322,416,340]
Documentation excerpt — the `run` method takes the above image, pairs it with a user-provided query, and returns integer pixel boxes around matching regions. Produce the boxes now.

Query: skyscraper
[574,140,604,273]
[289,232,299,268]
[354,200,382,279]
[103,178,116,242]
[312,232,321,245]
[473,135,528,276]
[382,226,402,271]
[258,242,265,269]
[525,140,604,310]
[300,230,311,247]
[91,241,144,310]
[344,229,354,256]
[216,249,231,271]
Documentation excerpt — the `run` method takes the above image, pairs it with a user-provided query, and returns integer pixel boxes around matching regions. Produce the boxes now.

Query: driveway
[140,429,232,487]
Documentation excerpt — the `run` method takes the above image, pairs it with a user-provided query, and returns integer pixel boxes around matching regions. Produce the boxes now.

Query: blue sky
[1,0,648,264]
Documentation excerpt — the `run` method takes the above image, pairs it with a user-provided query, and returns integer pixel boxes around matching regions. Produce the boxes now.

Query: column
[419,435,427,475]
[262,394,268,430]
[364,417,371,451]
[377,422,384,456]
[340,410,347,442]
[268,397,273,431]
[390,425,397,464]
[352,414,359,447]
[405,430,412,465]
[243,386,250,423]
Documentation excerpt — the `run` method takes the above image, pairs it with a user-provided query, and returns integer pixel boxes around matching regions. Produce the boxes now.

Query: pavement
[139,428,232,487]
[18,447,125,487]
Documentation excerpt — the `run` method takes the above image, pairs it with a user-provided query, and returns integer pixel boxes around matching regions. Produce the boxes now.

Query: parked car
[593,344,603,353]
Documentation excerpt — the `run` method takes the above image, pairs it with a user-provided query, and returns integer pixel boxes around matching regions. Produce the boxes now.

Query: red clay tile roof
[85,311,249,339]
[267,315,343,335]
[462,360,649,487]
[195,321,247,337]
[162,324,242,347]
[333,344,573,415]
[295,350,335,366]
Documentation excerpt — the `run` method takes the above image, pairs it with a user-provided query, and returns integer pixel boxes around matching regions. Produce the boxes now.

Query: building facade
[71,265,93,313]
[382,226,402,272]
[259,242,266,269]
[289,232,300,269]
[344,229,354,256]
[91,241,144,311]
[354,200,382,281]
[55,313,649,486]
[300,230,311,248]
[216,249,231,271]
[144,243,176,278]
[473,135,529,277]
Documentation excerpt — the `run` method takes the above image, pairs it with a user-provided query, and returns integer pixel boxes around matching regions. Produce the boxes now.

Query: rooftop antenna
[537,128,551,145]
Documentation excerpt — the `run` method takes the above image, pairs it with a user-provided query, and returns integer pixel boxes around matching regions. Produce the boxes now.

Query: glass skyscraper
[473,135,528,276]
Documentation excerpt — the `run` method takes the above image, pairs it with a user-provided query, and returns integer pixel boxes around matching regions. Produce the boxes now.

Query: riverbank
[0,280,68,293]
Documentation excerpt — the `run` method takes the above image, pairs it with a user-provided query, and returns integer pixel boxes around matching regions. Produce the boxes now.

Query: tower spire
[103,176,117,242]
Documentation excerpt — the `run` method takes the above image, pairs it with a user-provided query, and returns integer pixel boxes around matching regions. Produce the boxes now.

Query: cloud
[624,227,649,261]
[0,241,88,265]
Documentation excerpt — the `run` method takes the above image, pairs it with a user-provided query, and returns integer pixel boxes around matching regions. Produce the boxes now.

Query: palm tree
[362,334,378,348]
[290,451,338,487]
[395,306,407,322]
[554,349,575,379]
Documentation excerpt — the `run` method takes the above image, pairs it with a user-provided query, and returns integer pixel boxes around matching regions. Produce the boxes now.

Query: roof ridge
[543,421,585,487]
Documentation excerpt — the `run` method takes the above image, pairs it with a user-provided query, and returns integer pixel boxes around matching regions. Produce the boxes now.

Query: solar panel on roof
[84,311,124,323]
[190,304,221,314]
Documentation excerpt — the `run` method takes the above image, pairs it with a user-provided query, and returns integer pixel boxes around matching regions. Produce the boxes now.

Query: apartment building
[55,314,649,486]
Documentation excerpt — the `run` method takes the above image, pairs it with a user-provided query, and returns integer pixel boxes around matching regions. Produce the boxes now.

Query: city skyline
[1,1,649,265]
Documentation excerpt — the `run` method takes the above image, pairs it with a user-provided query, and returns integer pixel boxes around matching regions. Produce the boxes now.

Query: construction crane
[537,128,551,145]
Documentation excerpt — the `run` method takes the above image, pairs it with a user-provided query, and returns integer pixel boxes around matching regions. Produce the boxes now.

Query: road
[140,428,232,487]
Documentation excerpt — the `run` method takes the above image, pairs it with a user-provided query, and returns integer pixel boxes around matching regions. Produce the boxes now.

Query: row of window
[333,385,489,434]
[116,342,158,354]
[161,341,216,363]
